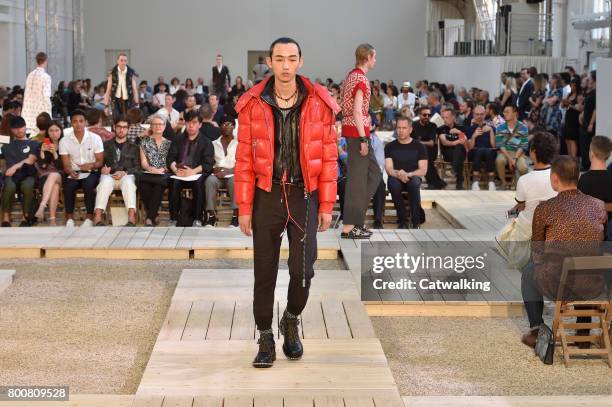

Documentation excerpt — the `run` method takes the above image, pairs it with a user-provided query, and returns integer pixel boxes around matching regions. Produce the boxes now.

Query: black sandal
[125,222,136,227]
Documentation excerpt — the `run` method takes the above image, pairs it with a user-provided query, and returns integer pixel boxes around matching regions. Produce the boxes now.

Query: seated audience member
[184,95,199,114]
[139,114,172,226]
[384,116,427,229]
[382,86,397,128]
[157,93,180,128]
[195,77,209,97]
[337,133,348,223]
[485,101,504,128]
[209,94,225,125]
[86,108,114,142]
[93,115,140,226]
[370,122,387,229]
[137,80,154,115]
[205,115,239,227]
[578,136,612,240]
[467,105,496,190]
[495,105,529,189]
[457,98,473,127]
[199,104,221,142]
[397,82,415,112]
[521,156,607,347]
[0,116,39,227]
[29,112,52,141]
[438,108,467,189]
[412,107,445,189]
[34,120,64,225]
[126,107,146,144]
[167,110,215,227]
[427,92,442,115]
[510,132,558,233]
[59,109,103,227]
[152,83,168,108]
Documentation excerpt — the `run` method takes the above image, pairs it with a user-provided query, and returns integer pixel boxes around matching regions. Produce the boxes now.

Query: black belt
[272,179,305,189]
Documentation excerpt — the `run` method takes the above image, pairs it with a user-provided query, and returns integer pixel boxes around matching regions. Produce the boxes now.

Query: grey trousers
[205,174,236,211]
[342,137,382,225]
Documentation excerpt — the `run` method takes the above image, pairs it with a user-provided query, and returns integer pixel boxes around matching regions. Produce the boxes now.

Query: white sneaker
[488,181,496,191]
[192,220,202,227]
[65,219,75,228]
[471,181,480,191]
[81,219,93,227]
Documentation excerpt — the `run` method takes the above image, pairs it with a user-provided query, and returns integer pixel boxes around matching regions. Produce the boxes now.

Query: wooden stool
[552,256,612,367]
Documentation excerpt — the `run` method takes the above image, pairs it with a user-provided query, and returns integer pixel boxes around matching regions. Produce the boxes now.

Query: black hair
[184,109,201,123]
[269,37,302,57]
[70,109,86,120]
[529,131,558,164]
[113,114,129,126]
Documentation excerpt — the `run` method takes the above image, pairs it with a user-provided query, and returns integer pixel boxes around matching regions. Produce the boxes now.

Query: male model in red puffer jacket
[234,37,339,368]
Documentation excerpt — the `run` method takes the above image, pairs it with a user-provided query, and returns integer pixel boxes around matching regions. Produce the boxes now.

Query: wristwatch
[359,136,367,144]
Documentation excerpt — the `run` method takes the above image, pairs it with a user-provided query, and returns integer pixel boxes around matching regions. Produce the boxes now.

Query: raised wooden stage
[0,190,562,407]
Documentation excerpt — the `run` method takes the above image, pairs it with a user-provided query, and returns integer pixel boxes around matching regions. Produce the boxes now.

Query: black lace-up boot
[252,330,276,368]
[279,309,303,360]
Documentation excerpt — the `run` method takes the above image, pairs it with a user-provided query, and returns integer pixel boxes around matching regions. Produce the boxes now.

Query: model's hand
[360,142,368,156]
[318,213,332,232]
[239,214,252,236]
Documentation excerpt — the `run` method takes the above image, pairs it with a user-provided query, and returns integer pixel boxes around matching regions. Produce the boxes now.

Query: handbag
[177,195,194,227]
[138,172,169,187]
[535,323,555,365]
[496,218,532,269]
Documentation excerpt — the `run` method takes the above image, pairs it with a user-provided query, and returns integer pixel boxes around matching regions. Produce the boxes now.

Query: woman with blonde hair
[500,76,517,109]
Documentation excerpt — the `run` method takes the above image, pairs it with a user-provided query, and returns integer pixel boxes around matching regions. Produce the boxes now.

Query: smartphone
[506,208,519,219]
[43,138,52,145]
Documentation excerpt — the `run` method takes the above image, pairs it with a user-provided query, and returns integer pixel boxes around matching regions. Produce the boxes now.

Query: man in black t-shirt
[384,116,428,229]
[579,70,597,171]
[466,105,497,190]
[578,135,611,240]
[0,116,40,226]
[412,107,445,189]
[438,108,467,189]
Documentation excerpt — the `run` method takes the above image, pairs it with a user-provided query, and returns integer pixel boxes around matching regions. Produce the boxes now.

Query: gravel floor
[373,316,612,396]
[0,258,343,394]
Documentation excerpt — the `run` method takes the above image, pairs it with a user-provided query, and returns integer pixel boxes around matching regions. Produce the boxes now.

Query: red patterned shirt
[340,68,371,138]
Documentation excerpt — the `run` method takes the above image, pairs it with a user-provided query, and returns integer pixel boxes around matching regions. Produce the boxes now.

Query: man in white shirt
[22,52,52,135]
[59,109,104,227]
[103,53,139,115]
[397,82,415,113]
[204,115,238,227]
[156,94,180,128]
[511,131,558,231]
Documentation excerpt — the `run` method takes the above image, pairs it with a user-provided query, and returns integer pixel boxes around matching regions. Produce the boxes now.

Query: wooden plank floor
[0,228,340,260]
[339,190,522,316]
[402,396,612,407]
[136,268,402,401]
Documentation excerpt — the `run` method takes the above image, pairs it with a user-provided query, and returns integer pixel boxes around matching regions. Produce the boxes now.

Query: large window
[592,0,610,43]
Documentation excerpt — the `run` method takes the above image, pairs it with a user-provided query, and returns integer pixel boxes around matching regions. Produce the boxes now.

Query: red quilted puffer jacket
[234,75,340,216]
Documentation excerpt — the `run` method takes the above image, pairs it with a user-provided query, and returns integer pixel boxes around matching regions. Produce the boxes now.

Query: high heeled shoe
[34,203,47,222]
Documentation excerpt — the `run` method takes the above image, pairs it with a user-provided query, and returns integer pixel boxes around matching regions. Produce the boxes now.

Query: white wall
[424,57,504,97]
[82,0,427,85]
[596,58,611,138]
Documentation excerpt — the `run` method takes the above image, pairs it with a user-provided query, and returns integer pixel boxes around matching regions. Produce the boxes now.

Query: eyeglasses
[421,113,431,117]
